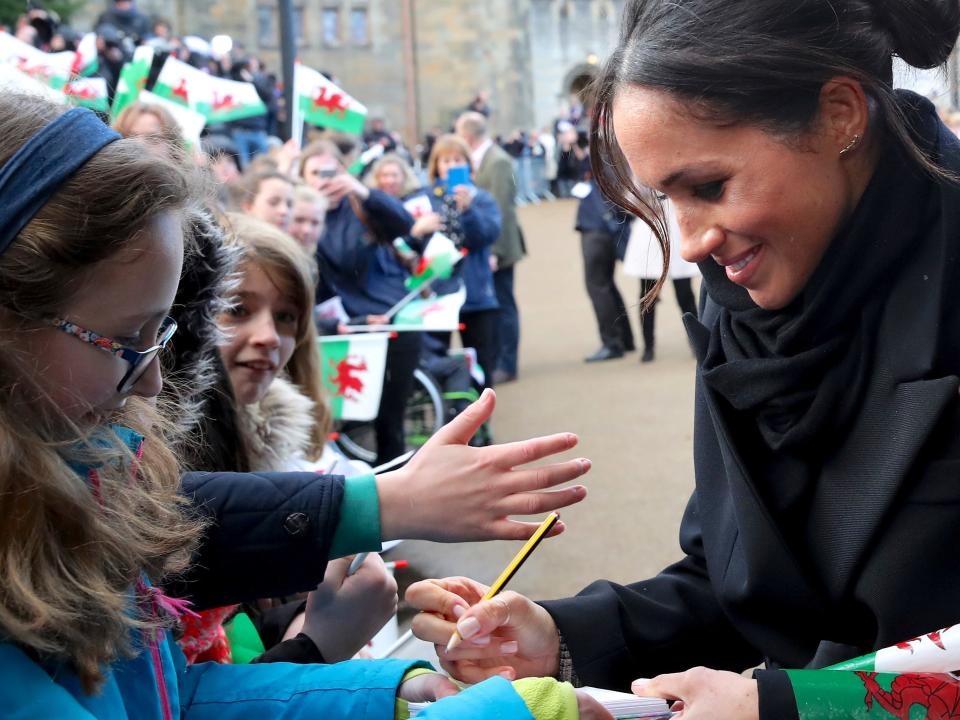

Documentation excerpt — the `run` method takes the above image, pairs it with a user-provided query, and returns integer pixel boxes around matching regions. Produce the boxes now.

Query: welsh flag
[154,55,267,123]
[64,77,108,112]
[403,195,434,220]
[319,332,390,421]
[405,232,465,291]
[394,286,466,331]
[0,31,73,91]
[110,45,154,119]
[295,64,367,135]
[70,33,99,78]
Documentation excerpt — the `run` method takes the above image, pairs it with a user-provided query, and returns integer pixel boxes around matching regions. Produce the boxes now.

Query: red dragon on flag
[312,86,349,118]
[328,357,367,400]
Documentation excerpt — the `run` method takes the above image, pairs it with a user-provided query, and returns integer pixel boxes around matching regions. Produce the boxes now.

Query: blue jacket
[0,631,429,719]
[316,189,415,318]
[575,180,633,259]
[422,185,501,313]
[419,676,534,719]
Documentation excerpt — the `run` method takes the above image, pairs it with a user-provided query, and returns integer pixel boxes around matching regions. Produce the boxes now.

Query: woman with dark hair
[407,1,960,718]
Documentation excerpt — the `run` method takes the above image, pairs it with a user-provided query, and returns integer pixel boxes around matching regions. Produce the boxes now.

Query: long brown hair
[0,94,203,692]
[222,213,332,459]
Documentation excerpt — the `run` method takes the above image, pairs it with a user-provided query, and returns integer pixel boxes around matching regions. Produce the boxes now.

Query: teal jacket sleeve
[180,656,431,720]
[0,644,95,719]
[329,472,382,557]
[416,676,535,719]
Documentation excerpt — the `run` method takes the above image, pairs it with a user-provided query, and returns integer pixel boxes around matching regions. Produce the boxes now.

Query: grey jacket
[475,142,525,268]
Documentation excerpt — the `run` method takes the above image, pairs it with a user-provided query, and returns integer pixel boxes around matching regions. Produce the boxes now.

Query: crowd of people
[5,0,960,719]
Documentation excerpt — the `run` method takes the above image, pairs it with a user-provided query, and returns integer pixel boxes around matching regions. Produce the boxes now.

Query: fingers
[429,388,496,445]
[448,662,517,685]
[455,593,521,641]
[492,432,579,469]
[501,485,588,517]
[405,577,486,618]
[321,557,351,588]
[411,609,458,646]
[504,458,591,494]
[486,517,569,541]
[632,673,689,702]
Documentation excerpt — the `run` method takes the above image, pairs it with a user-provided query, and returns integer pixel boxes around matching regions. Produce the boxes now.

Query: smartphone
[318,166,338,179]
[446,165,472,194]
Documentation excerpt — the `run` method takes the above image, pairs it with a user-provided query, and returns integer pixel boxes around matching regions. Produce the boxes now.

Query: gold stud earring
[839,134,861,157]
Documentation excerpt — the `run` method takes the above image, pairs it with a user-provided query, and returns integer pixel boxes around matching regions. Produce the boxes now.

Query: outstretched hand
[376,389,591,543]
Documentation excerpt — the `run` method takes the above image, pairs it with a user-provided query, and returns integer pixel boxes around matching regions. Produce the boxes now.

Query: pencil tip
[445,633,461,653]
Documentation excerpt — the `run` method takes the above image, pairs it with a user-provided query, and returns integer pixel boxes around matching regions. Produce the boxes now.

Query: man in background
[455,111,525,384]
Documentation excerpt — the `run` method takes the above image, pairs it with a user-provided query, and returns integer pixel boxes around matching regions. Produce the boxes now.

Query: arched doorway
[561,62,599,126]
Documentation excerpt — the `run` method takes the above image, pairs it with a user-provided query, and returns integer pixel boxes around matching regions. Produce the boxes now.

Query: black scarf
[692,92,942,455]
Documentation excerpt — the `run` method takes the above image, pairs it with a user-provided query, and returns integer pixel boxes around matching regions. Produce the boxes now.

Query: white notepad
[408,685,672,718]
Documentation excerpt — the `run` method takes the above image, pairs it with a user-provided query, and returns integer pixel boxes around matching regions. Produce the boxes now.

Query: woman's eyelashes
[692,179,727,202]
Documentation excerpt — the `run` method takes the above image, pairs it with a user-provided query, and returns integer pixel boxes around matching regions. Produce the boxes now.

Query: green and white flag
[64,77,108,112]
[295,64,367,135]
[828,625,960,675]
[154,56,266,123]
[394,286,466,331]
[70,33,99,78]
[405,232,464,291]
[0,31,73,90]
[319,332,390,421]
[110,45,154,119]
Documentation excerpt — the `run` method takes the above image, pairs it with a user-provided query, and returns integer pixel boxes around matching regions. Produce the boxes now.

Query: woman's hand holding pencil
[406,575,562,684]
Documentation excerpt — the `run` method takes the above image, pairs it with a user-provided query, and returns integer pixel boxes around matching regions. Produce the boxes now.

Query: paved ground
[392,198,701,629]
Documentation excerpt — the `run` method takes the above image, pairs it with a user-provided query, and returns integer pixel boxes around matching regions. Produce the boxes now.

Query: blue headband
[0,107,121,257]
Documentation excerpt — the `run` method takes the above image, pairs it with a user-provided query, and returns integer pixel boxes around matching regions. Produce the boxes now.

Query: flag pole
[278,0,297,141]
[384,277,436,321]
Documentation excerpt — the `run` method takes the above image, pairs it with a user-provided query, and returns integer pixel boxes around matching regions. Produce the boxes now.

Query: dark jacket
[575,180,633,258]
[475,142,525,268]
[316,189,415,317]
[425,184,501,313]
[542,97,960,697]
[169,471,345,610]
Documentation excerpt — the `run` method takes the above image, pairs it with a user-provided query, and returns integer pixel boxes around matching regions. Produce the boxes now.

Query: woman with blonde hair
[367,152,423,199]
[112,100,184,147]
[419,134,501,386]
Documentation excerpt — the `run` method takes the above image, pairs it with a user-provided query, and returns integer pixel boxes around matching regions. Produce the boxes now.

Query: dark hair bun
[872,0,960,68]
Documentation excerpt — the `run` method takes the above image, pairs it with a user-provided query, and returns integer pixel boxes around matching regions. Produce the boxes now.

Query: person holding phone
[422,135,502,388]
[299,139,419,466]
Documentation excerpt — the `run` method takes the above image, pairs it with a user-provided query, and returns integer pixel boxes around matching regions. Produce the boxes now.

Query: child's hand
[377,389,590,543]
[632,668,759,720]
[299,555,398,662]
[397,671,460,703]
[576,691,615,720]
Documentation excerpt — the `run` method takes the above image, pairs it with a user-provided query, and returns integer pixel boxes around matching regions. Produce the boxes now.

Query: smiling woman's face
[612,86,852,310]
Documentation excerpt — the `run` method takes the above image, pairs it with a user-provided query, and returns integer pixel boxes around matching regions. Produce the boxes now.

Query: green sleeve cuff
[395,668,439,720]
[513,677,578,720]
[329,473,382,558]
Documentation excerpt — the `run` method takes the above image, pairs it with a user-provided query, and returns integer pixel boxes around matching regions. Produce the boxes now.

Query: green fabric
[513,678,578,720]
[223,612,266,665]
[330,472,382,558]
[395,668,441,720]
[787,669,933,719]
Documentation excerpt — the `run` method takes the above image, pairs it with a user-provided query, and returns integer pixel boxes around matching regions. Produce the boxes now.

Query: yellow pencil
[446,512,561,652]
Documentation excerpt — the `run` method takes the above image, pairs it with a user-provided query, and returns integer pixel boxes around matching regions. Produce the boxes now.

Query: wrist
[376,468,410,541]
[354,183,371,202]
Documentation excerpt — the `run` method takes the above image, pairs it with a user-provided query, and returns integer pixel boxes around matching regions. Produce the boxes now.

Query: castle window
[257,5,306,48]
[323,7,341,47]
[350,7,370,46]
